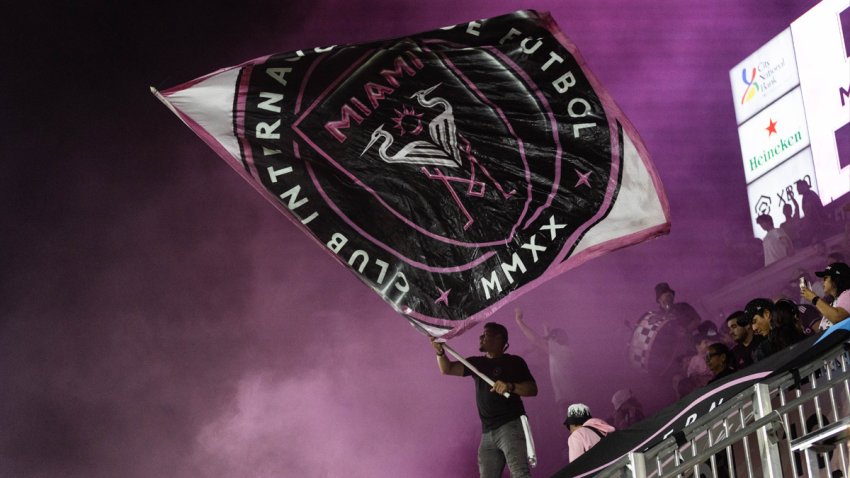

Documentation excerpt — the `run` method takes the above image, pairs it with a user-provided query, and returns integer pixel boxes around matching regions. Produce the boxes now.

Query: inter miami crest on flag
[154,10,670,338]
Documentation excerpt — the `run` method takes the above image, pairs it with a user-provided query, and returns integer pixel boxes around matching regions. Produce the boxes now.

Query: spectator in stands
[802,262,850,331]
[565,403,615,463]
[746,298,807,361]
[686,332,715,379]
[706,343,736,383]
[672,333,715,397]
[780,192,801,245]
[725,311,762,369]
[671,354,694,398]
[796,180,828,244]
[777,269,823,333]
[609,389,645,431]
[756,214,793,266]
[696,320,720,339]
[787,268,825,299]
[514,308,574,413]
[827,251,846,265]
[654,282,702,333]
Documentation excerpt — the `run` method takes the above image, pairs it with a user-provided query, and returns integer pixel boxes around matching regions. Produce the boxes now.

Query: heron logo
[740,67,759,105]
[281,36,613,253]
[359,82,517,231]
[294,40,538,246]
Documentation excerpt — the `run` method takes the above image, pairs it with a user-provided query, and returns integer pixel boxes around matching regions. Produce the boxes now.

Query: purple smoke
[0,0,819,476]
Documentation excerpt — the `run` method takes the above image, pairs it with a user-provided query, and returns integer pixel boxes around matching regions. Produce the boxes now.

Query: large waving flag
[153,10,670,338]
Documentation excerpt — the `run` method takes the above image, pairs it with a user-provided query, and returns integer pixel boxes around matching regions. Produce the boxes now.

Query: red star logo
[766,118,778,136]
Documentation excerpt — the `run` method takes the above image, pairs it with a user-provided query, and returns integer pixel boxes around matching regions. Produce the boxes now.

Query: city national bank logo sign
[739,58,789,105]
[730,29,799,125]
[738,87,810,184]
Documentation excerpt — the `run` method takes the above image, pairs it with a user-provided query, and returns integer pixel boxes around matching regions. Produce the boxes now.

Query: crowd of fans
[561,259,850,463]
[474,201,850,468]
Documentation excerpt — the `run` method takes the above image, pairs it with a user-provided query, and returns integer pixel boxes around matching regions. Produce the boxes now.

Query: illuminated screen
[733,0,850,237]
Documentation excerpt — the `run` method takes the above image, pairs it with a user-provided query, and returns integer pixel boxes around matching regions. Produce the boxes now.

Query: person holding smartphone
[801,262,850,331]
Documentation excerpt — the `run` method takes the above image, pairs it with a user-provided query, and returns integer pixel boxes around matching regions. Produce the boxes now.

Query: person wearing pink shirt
[564,403,615,462]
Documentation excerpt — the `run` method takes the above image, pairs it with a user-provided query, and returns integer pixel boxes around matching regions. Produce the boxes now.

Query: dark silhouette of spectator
[756,214,793,266]
[780,190,802,245]
[796,180,828,244]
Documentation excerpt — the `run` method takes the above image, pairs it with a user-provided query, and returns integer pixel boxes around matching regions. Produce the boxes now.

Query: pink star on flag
[434,288,451,305]
[575,169,592,188]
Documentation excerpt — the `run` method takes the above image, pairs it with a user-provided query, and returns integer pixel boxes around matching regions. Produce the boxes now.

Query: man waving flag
[153,10,670,339]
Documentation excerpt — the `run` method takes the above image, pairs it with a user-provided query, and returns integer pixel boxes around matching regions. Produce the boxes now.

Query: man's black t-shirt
[464,354,535,432]
[731,335,763,369]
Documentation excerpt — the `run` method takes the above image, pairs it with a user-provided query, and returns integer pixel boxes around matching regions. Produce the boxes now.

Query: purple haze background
[0,0,818,476]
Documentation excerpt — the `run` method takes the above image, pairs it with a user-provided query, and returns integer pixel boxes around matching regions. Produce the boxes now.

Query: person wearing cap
[564,403,615,462]
[609,389,645,430]
[654,282,701,333]
[725,310,762,369]
[431,322,537,478]
[801,262,850,331]
[745,298,807,361]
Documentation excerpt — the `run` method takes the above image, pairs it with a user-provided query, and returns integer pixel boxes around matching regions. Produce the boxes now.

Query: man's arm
[802,289,850,324]
[430,336,465,376]
[514,308,549,353]
[491,379,538,397]
[789,190,799,218]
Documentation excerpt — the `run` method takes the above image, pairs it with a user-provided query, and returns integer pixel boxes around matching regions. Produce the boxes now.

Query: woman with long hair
[802,262,850,331]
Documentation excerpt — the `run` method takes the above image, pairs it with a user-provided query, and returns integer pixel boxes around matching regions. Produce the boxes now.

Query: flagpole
[405,316,509,398]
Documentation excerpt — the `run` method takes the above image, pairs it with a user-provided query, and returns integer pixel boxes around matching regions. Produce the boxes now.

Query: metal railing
[595,342,850,478]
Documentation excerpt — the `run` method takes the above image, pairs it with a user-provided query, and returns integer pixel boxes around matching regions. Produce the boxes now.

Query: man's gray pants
[478,417,531,478]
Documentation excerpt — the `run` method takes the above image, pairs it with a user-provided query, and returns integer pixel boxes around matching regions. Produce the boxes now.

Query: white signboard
[747,148,820,239]
[791,0,850,205]
[729,29,800,125]
[738,87,810,184]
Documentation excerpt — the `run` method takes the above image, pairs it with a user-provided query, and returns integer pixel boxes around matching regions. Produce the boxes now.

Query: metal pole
[629,451,647,478]
[753,383,783,478]
[406,316,509,398]
[439,342,511,399]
